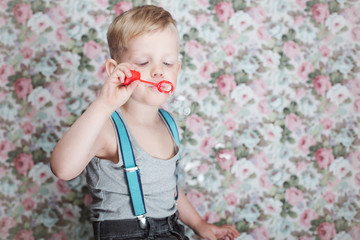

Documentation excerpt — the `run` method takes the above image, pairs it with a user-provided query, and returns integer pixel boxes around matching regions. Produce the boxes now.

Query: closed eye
[164,62,173,66]
[138,62,148,66]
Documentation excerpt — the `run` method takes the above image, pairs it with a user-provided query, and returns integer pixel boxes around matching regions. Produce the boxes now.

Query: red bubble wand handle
[122,70,174,94]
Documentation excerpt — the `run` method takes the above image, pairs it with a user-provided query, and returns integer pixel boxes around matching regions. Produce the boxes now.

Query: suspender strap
[159,109,181,200]
[111,111,146,218]
[111,109,181,223]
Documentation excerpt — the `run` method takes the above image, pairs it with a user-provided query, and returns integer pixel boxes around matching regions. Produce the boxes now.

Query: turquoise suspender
[159,108,181,200]
[110,109,180,228]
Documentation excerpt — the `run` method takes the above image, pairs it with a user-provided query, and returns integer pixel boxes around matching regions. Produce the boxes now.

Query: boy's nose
[151,71,164,78]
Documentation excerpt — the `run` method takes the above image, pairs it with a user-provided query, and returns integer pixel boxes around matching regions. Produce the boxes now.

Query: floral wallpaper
[0,0,359,239]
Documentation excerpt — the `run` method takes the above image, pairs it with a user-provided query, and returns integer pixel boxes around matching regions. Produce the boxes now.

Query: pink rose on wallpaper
[351,27,360,41]
[0,16,5,27]
[257,26,271,41]
[197,0,210,7]
[84,194,93,207]
[21,121,34,135]
[300,209,318,228]
[311,3,329,24]
[185,40,203,59]
[21,197,35,211]
[199,62,218,80]
[13,3,33,24]
[56,27,70,42]
[224,118,236,130]
[214,1,234,22]
[225,193,237,206]
[114,1,132,16]
[48,5,66,24]
[351,225,360,239]
[285,113,302,132]
[196,14,208,24]
[21,46,33,59]
[252,226,270,240]
[314,148,334,169]
[198,163,210,174]
[186,190,205,209]
[223,44,235,56]
[312,75,331,96]
[216,74,236,96]
[13,77,33,99]
[97,0,109,7]
[254,152,269,170]
[0,64,15,84]
[14,153,34,175]
[84,40,102,60]
[355,172,360,186]
[316,222,336,240]
[285,187,303,206]
[203,212,219,224]
[320,118,333,130]
[50,232,68,240]
[296,162,308,172]
[0,140,15,159]
[348,78,360,96]
[252,78,268,96]
[283,41,301,59]
[319,45,330,58]
[297,62,314,80]
[350,151,360,169]
[200,136,216,154]
[0,216,16,238]
[259,173,273,188]
[354,99,360,113]
[297,135,315,154]
[56,179,71,194]
[344,6,360,24]
[97,63,108,81]
[323,191,336,204]
[14,229,34,240]
[216,149,236,171]
[186,114,204,133]
[56,101,70,117]
[295,0,307,9]
[258,99,272,114]
[49,80,66,99]
[248,6,266,23]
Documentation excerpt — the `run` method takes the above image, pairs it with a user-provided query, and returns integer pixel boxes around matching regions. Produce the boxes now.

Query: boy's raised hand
[97,60,140,112]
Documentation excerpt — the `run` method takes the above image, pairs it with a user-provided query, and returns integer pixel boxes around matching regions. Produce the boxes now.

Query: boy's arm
[177,187,240,240]
[50,61,139,181]
[50,100,113,180]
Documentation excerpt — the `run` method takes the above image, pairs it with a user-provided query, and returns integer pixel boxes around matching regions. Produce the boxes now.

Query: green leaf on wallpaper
[232,0,246,11]
[236,220,250,233]
[328,1,340,13]
[335,218,348,232]
[31,73,46,87]
[332,144,346,158]
[288,211,297,218]
[31,0,46,12]
[85,64,95,72]
[330,71,344,84]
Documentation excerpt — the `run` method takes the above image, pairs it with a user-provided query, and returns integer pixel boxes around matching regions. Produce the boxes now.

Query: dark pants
[92,213,189,240]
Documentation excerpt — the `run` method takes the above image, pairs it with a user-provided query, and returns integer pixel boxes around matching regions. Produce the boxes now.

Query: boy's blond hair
[107,5,177,61]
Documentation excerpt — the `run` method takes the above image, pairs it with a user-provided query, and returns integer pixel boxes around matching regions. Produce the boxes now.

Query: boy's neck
[120,102,160,125]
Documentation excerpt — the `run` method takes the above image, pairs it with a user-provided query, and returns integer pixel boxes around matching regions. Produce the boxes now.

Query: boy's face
[119,26,180,106]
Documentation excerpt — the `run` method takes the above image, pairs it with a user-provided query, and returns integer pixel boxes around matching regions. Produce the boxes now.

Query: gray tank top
[85,110,179,221]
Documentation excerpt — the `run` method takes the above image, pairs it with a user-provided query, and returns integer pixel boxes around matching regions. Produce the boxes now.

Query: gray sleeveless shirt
[85,110,179,221]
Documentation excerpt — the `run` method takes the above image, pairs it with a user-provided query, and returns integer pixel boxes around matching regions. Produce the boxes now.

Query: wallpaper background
[1,0,360,239]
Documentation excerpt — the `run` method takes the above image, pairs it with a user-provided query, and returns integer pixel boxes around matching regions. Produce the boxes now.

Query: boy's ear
[177,61,181,75]
[105,59,118,76]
